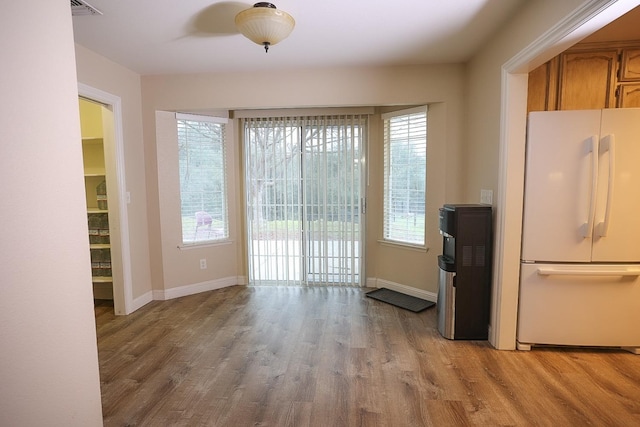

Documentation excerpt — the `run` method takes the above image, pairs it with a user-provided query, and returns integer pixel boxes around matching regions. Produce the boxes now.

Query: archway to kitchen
[490,0,640,349]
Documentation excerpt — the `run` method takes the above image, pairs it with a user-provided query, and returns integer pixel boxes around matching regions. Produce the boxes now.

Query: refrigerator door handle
[537,266,640,276]
[583,135,599,238]
[597,134,615,237]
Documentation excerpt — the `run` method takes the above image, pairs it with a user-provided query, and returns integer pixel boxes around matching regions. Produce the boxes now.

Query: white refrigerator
[518,108,640,353]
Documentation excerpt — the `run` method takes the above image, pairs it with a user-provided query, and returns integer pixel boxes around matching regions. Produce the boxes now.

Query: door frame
[79,83,133,315]
[243,116,367,286]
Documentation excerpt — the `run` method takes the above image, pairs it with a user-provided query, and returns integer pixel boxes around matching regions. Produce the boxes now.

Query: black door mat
[366,288,435,312]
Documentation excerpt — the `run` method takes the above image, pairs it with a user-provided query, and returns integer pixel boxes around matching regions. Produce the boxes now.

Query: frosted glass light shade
[235,3,295,52]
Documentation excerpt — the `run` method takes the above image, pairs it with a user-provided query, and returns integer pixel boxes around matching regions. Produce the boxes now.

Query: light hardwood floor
[95,286,640,426]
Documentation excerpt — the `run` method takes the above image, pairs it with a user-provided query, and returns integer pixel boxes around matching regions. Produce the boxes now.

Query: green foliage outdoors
[249,219,360,240]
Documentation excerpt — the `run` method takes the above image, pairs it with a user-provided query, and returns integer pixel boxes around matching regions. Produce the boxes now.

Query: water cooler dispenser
[437,204,492,340]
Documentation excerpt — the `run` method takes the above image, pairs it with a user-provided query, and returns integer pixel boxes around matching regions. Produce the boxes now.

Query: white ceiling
[71,0,528,75]
[582,4,640,43]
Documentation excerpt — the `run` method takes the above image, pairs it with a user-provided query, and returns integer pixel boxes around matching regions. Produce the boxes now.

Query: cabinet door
[617,83,640,107]
[558,50,618,110]
[620,48,640,81]
[527,57,558,112]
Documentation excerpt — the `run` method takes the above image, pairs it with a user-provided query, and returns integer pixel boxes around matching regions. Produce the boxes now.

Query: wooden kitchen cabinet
[620,48,640,81]
[557,50,618,110]
[617,83,640,107]
[527,57,558,112]
[528,41,640,112]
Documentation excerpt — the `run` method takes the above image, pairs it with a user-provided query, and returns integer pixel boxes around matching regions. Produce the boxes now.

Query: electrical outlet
[480,189,493,205]
[200,259,207,269]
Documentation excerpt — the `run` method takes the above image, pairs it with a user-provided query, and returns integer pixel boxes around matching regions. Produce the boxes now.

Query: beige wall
[142,65,465,295]
[464,0,586,202]
[75,44,153,302]
[366,102,453,293]
[154,111,242,292]
[0,1,103,424]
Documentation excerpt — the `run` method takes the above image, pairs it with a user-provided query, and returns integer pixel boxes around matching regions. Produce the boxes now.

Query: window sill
[377,239,429,252]
[178,239,233,250]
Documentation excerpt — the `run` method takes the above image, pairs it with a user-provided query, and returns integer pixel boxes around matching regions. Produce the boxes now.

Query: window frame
[381,106,428,248]
[176,112,230,247]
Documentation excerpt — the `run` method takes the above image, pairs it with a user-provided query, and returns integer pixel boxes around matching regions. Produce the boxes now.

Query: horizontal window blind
[177,116,229,244]
[383,107,427,246]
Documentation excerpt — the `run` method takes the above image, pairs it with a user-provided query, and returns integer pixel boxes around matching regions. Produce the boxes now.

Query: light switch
[480,189,493,205]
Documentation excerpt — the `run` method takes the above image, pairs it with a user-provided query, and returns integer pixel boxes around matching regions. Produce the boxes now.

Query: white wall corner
[131,291,154,313]
[366,277,378,288]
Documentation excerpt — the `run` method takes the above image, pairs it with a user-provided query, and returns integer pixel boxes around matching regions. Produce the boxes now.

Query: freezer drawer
[517,263,640,348]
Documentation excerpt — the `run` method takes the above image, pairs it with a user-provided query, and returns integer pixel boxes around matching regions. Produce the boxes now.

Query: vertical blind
[382,107,427,246]
[177,114,229,244]
[243,114,366,286]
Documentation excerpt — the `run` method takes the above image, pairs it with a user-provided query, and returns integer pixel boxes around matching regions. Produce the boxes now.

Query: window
[177,113,229,245]
[382,106,427,246]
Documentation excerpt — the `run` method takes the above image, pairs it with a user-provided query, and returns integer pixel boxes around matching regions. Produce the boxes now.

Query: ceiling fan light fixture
[235,2,295,53]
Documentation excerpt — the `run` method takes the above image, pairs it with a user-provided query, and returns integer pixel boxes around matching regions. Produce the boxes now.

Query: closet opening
[78,84,133,315]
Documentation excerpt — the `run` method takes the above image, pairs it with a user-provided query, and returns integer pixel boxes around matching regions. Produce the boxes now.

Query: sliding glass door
[244,115,367,286]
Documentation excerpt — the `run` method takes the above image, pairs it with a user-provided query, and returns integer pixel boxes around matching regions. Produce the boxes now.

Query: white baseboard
[129,291,153,313]
[152,276,246,301]
[128,276,433,314]
[368,277,437,303]
[125,276,248,314]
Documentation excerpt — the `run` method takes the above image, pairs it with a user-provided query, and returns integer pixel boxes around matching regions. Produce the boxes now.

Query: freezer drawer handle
[537,267,640,276]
